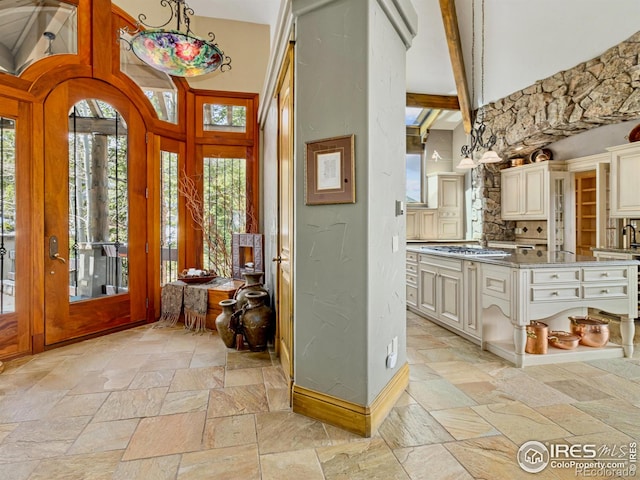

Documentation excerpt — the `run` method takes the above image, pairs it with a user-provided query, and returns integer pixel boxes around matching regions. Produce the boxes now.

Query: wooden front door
[276,44,294,382]
[43,79,148,346]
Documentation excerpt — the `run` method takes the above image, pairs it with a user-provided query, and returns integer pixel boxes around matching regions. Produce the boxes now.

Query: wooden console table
[205,279,244,330]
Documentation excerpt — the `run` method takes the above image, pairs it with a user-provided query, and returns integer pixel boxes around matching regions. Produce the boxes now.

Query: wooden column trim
[439,0,472,133]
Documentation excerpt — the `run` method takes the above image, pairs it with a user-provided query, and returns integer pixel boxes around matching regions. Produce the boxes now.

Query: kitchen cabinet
[406,251,418,308]
[462,260,481,339]
[406,208,437,240]
[608,143,640,218]
[416,253,465,334]
[428,172,464,240]
[501,162,566,220]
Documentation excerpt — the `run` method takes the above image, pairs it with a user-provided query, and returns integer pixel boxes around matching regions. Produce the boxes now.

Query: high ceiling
[190,0,640,110]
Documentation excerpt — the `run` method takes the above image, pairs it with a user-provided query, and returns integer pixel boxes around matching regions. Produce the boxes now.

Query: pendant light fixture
[457,0,501,168]
[120,0,231,77]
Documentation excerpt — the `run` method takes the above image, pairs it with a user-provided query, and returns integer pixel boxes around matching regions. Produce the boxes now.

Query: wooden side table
[205,279,244,330]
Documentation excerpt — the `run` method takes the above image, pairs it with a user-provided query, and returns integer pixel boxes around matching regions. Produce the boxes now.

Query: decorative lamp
[479,149,501,164]
[456,156,476,169]
[120,0,231,77]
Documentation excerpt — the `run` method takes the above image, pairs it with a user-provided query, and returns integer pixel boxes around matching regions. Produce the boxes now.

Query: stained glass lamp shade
[131,30,224,77]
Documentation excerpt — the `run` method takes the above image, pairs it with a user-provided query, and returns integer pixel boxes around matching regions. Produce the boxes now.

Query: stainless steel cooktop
[420,245,511,257]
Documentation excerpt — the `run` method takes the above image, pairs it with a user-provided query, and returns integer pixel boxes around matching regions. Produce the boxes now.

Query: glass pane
[120,33,178,124]
[68,101,129,301]
[161,151,178,285]
[202,156,246,277]
[203,104,246,133]
[0,0,77,76]
[406,153,422,203]
[0,118,16,314]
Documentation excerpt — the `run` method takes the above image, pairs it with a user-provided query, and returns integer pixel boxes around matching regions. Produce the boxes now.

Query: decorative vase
[240,291,272,352]
[215,299,238,348]
[234,271,267,310]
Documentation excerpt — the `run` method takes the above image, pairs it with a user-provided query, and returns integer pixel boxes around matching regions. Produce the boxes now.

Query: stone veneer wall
[473,31,640,243]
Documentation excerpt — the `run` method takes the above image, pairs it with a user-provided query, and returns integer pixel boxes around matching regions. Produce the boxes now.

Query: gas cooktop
[420,245,511,257]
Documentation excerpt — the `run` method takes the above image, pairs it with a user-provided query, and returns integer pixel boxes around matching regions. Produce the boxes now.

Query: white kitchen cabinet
[417,254,463,331]
[608,143,640,218]
[462,260,481,339]
[406,251,418,308]
[427,172,464,239]
[501,162,566,220]
[406,207,437,240]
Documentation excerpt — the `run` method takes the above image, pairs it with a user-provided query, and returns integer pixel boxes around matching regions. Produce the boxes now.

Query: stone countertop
[592,246,640,256]
[407,245,640,268]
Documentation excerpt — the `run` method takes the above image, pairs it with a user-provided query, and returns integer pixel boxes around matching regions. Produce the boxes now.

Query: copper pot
[525,321,548,354]
[569,316,610,347]
[548,331,580,350]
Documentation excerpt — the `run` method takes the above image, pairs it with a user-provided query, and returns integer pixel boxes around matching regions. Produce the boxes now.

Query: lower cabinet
[406,251,418,308]
[417,254,464,332]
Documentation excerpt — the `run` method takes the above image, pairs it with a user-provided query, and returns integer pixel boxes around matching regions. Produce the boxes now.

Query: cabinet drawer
[531,269,580,284]
[530,286,580,302]
[406,273,417,286]
[407,262,418,274]
[407,251,418,262]
[406,285,418,307]
[583,284,628,299]
[582,267,628,282]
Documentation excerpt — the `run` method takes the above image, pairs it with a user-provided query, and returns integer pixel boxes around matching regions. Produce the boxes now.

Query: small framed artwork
[305,134,355,205]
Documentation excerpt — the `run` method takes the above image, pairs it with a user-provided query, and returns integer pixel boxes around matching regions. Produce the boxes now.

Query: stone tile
[93,387,168,422]
[0,423,17,442]
[417,348,461,363]
[492,375,576,407]
[178,445,260,480]
[544,379,613,402]
[586,373,640,404]
[262,366,289,389]
[266,387,290,411]
[160,390,210,415]
[68,418,139,454]
[316,437,409,480]
[0,440,73,464]
[408,363,440,382]
[224,367,264,387]
[226,351,273,370]
[574,398,640,439]
[0,370,50,395]
[123,411,206,460]
[522,364,578,382]
[46,392,109,418]
[129,369,175,389]
[0,390,67,422]
[168,366,224,392]
[28,450,123,480]
[427,361,494,384]
[69,368,139,394]
[323,423,374,445]
[558,361,612,377]
[103,353,150,371]
[587,358,640,379]
[0,460,39,480]
[405,347,429,364]
[455,381,515,405]
[534,404,618,436]
[207,384,269,418]
[394,391,417,408]
[445,436,557,480]
[260,449,324,480]
[140,352,193,372]
[202,414,257,449]
[472,402,571,445]
[407,380,476,411]
[256,411,331,455]
[407,335,448,349]
[112,454,181,480]
[430,407,500,440]
[5,416,91,443]
[394,444,473,480]
[189,350,227,368]
[378,404,454,448]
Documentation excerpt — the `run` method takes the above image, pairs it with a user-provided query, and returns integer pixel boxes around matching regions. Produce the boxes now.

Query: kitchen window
[406,153,423,203]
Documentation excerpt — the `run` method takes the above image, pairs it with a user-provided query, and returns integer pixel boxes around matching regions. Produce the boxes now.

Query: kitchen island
[407,245,639,367]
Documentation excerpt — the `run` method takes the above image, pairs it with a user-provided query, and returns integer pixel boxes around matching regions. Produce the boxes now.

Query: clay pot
[569,316,610,347]
[215,299,238,348]
[548,331,580,350]
[240,291,272,352]
[525,321,548,354]
[234,271,267,310]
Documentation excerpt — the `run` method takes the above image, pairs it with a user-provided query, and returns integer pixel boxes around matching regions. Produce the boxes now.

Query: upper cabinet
[501,162,566,220]
[608,143,640,218]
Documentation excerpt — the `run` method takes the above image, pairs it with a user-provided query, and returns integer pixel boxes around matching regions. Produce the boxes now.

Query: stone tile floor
[0,311,639,479]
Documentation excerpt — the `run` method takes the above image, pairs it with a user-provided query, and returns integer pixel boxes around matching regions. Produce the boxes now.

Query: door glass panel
[203,104,246,133]
[161,151,178,285]
[68,100,128,301]
[0,118,16,314]
[0,0,77,76]
[203,156,246,277]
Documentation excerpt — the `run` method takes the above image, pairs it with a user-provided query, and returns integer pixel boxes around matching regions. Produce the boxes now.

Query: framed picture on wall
[305,134,355,205]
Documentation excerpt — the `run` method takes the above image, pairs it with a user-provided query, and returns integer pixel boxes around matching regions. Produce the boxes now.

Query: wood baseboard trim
[292,362,409,437]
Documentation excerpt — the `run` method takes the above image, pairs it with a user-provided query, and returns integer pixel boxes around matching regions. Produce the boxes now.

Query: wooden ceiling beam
[406,93,459,111]
[439,0,472,134]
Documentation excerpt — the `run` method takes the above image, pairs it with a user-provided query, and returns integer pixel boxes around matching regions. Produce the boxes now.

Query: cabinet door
[419,264,437,316]
[438,217,462,239]
[438,268,463,327]
[406,210,419,240]
[523,166,546,218]
[610,149,640,217]
[463,261,480,338]
[419,210,437,239]
[501,170,522,219]
[439,176,462,210]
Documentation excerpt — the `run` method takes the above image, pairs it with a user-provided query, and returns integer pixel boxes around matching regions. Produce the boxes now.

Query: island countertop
[407,244,640,268]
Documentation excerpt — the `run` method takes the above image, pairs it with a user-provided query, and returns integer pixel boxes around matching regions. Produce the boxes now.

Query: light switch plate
[392,235,399,252]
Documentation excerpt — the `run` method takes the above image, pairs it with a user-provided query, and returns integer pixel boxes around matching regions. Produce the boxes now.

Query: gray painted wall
[292,0,413,405]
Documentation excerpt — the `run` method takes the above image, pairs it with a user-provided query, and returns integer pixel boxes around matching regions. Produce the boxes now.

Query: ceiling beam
[419,109,441,141]
[439,0,472,134]
[406,93,459,111]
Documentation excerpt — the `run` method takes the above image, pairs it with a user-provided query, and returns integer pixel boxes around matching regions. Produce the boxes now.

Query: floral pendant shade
[131,30,224,77]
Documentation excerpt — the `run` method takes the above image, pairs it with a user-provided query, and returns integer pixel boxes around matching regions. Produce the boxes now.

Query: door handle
[272,256,288,263]
[49,236,66,263]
